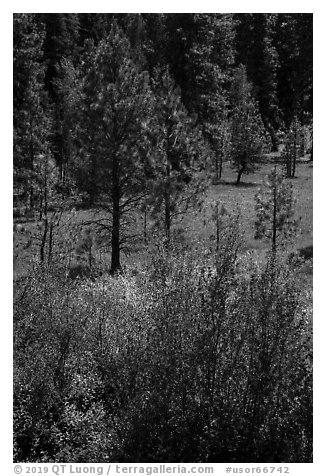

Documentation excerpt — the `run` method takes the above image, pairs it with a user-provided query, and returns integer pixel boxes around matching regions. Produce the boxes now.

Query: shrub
[14,242,312,462]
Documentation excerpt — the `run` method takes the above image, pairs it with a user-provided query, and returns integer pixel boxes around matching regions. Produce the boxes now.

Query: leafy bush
[14,238,312,462]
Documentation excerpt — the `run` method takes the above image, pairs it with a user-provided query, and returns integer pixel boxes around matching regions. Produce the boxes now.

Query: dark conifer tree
[78,13,114,46]
[235,14,280,150]
[275,14,313,126]
[229,66,270,184]
[255,167,298,252]
[36,14,81,183]
[13,14,53,212]
[147,68,206,242]
[76,23,153,273]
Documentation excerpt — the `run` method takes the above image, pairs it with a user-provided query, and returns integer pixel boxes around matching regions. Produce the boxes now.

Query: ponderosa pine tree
[235,14,280,150]
[229,65,270,185]
[275,14,313,126]
[13,13,54,213]
[148,68,206,243]
[37,14,81,181]
[78,13,114,46]
[282,116,303,178]
[53,57,83,191]
[137,14,168,74]
[76,23,153,273]
[254,167,298,253]
[185,14,234,181]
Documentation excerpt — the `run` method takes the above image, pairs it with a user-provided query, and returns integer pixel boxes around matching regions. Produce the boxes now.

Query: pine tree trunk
[291,122,299,177]
[110,198,121,274]
[291,154,296,178]
[164,163,171,245]
[29,114,35,210]
[218,156,223,180]
[143,201,147,244]
[110,157,121,274]
[215,207,220,271]
[40,218,48,263]
[236,166,244,185]
[88,156,97,206]
[309,130,313,162]
[286,153,292,178]
[48,222,53,263]
[270,129,279,152]
[272,180,277,253]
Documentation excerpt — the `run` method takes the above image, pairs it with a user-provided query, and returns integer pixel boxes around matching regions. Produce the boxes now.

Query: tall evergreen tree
[235,14,280,149]
[163,14,236,181]
[164,14,235,116]
[53,57,83,189]
[76,23,153,273]
[186,14,234,161]
[282,116,303,178]
[255,167,298,252]
[148,68,206,243]
[275,14,313,126]
[40,13,80,96]
[77,13,113,46]
[139,14,168,73]
[229,66,270,184]
[37,14,81,183]
[13,14,53,212]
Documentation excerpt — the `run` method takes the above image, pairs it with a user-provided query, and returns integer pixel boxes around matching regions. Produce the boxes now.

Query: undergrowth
[13,232,312,463]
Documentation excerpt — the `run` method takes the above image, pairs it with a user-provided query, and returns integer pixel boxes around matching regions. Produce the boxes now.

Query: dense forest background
[14,14,312,264]
[13,13,313,464]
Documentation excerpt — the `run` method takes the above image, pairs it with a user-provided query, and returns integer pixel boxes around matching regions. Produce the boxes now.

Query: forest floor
[13,157,313,281]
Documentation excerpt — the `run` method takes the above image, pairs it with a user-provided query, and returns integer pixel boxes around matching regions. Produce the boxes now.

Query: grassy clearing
[13,159,313,279]
[184,160,312,252]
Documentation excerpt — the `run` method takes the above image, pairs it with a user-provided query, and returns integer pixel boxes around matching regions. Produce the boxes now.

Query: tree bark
[218,156,223,180]
[270,129,279,152]
[29,114,35,210]
[40,218,48,263]
[272,183,277,253]
[143,201,148,244]
[110,156,121,274]
[236,166,244,185]
[48,221,53,263]
[286,153,292,178]
[291,154,296,178]
[164,163,171,245]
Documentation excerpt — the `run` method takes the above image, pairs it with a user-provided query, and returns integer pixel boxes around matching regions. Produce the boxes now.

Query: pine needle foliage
[282,116,304,178]
[254,167,298,251]
[75,22,154,273]
[146,67,207,243]
[229,65,271,184]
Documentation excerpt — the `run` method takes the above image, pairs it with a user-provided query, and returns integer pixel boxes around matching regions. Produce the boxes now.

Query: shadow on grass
[298,245,313,260]
[213,179,260,188]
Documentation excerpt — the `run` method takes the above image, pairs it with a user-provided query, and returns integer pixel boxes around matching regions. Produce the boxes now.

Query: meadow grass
[183,160,312,253]
[13,159,313,279]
